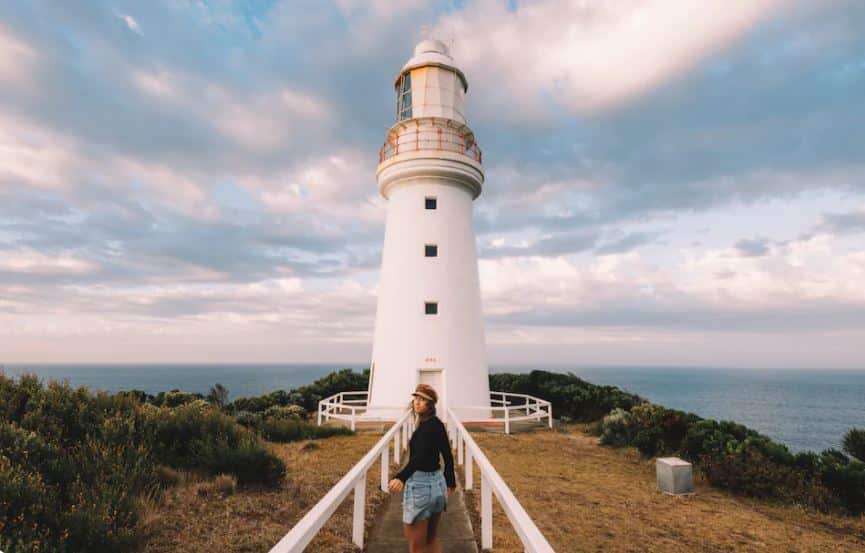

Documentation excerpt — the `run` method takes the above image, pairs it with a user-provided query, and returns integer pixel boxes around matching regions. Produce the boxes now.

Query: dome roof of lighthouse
[396,39,468,92]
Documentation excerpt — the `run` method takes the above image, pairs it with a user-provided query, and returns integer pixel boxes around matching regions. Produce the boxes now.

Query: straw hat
[411,383,438,404]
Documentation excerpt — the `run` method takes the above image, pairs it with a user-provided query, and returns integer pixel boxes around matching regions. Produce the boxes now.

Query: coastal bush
[0,373,286,552]
[598,408,633,447]
[143,402,285,486]
[291,368,370,412]
[152,390,203,408]
[234,410,263,429]
[264,404,308,420]
[842,428,865,462]
[225,368,369,414]
[259,418,353,443]
[489,370,643,422]
[194,437,286,487]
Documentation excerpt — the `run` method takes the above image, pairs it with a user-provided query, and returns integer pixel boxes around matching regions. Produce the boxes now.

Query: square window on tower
[425,244,438,257]
[425,197,437,210]
[425,302,438,315]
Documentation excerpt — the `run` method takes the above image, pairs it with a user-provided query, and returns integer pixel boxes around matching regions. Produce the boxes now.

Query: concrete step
[366,486,478,553]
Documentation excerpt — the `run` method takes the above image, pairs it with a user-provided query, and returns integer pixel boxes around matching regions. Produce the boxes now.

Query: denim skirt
[402,469,448,524]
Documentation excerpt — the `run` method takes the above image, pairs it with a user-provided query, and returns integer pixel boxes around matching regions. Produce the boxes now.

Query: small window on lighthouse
[397,72,412,121]
[425,197,437,210]
[425,302,438,315]
[425,244,438,257]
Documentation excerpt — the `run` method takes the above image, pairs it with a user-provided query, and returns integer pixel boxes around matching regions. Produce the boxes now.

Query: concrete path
[366,487,478,553]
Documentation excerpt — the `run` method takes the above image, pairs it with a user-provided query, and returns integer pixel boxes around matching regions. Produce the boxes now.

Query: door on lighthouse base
[417,368,445,414]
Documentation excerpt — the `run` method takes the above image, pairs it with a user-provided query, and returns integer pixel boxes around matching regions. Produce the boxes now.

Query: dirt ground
[460,423,865,553]
[143,431,390,553]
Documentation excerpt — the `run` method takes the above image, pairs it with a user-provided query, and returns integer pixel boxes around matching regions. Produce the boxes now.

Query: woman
[387,384,456,553]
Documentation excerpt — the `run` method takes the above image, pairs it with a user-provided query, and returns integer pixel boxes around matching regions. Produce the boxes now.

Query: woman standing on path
[388,384,456,553]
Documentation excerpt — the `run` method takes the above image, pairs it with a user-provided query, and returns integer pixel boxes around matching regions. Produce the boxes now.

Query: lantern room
[394,39,468,123]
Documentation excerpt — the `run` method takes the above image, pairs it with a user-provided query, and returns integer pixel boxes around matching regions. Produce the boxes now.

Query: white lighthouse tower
[366,39,490,419]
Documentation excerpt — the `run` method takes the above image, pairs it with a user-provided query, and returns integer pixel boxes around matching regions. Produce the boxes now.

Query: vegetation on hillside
[491,370,865,515]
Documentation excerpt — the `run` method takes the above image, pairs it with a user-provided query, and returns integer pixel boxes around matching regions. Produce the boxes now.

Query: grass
[458,423,865,552]
[143,431,392,553]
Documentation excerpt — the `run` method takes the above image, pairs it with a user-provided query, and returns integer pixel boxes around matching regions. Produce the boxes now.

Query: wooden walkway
[366,486,478,553]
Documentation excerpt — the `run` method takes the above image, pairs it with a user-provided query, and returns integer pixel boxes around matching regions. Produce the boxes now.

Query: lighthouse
[366,39,491,419]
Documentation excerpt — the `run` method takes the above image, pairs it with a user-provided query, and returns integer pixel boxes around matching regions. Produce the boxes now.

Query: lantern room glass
[397,72,412,121]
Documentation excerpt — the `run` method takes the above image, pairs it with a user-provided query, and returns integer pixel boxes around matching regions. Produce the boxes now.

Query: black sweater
[395,415,456,488]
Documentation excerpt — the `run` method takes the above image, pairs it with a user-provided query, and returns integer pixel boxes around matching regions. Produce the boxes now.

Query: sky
[0,0,864,368]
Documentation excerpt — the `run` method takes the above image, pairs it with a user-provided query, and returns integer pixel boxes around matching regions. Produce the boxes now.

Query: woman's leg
[426,511,443,553]
[403,519,430,553]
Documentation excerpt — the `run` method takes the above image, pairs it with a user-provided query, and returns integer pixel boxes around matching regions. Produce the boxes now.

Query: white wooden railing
[269,409,413,552]
[446,407,556,552]
[455,391,553,434]
[318,390,552,434]
[317,391,370,431]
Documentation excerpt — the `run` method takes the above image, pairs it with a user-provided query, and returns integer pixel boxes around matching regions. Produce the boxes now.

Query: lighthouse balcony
[317,390,552,433]
[378,117,482,165]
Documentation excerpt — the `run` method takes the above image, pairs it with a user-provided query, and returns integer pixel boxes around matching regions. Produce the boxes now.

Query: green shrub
[0,373,287,552]
[143,402,285,487]
[193,437,285,487]
[153,390,202,408]
[819,455,865,514]
[234,410,262,429]
[598,408,633,447]
[698,437,830,508]
[489,370,643,422]
[259,418,353,443]
[842,428,865,462]
[264,404,307,421]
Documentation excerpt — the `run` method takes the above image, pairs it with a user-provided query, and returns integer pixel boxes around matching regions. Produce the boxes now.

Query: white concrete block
[656,457,694,495]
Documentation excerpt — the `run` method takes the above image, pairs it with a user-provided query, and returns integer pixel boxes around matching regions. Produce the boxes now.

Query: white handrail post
[351,407,356,432]
[457,431,464,465]
[393,426,400,464]
[548,403,553,428]
[505,404,510,435]
[481,473,492,549]
[465,448,473,490]
[317,403,322,426]
[380,446,388,492]
[352,476,366,548]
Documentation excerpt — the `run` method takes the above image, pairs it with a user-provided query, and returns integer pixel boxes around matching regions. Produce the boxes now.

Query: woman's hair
[410,397,436,426]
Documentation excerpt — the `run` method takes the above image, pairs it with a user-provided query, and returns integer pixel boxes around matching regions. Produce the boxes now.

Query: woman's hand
[447,487,455,497]
[388,478,404,493]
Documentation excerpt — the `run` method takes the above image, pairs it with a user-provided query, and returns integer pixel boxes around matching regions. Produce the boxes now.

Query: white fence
[318,390,552,434]
[269,409,413,552]
[446,407,556,552]
[273,393,557,552]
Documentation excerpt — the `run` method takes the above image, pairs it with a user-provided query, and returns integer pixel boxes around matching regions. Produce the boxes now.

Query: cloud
[433,0,783,118]
[733,237,771,258]
[0,24,39,91]
[0,249,97,276]
[816,209,865,235]
[118,14,142,35]
[130,67,331,153]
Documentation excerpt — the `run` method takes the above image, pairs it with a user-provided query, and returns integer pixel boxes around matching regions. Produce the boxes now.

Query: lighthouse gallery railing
[379,125,482,164]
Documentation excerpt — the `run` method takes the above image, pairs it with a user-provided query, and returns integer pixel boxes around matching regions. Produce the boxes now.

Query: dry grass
[459,423,865,553]
[143,434,391,553]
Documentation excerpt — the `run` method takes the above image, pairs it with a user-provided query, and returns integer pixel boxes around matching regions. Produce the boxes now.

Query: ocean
[3,363,863,454]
